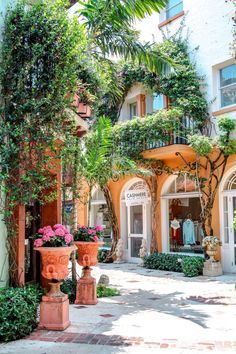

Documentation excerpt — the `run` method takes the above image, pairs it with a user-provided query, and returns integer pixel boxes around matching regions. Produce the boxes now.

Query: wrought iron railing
[145,116,194,150]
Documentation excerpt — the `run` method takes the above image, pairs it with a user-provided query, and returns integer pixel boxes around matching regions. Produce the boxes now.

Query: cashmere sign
[125,189,149,205]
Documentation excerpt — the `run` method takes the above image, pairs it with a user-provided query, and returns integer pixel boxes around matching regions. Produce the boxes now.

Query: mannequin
[170,217,181,244]
[183,213,195,245]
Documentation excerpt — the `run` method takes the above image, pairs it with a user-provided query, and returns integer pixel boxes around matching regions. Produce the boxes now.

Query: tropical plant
[78,0,170,72]
[62,116,151,258]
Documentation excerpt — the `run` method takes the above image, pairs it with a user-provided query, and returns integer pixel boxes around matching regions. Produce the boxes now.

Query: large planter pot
[206,246,217,262]
[74,241,103,305]
[34,245,76,284]
[34,245,76,331]
[74,241,103,267]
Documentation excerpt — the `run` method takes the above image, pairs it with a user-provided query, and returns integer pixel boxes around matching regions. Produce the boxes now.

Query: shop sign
[125,189,149,205]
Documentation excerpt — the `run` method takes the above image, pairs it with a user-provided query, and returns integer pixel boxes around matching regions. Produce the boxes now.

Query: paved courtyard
[1,263,236,353]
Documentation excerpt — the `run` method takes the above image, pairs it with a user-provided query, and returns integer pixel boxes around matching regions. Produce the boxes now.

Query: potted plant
[34,224,76,330]
[73,225,104,304]
[202,236,222,262]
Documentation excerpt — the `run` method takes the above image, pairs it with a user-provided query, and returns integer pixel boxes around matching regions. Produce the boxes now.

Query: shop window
[166,174,203,254]
[153,93,165,111]
[169,197,204,254]
[220,64,236,108]
[129,102,137,119]
[166,0,183,20]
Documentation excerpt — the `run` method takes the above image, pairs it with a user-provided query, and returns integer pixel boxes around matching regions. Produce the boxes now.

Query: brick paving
[1,264,236,353]
[25,330,236,350]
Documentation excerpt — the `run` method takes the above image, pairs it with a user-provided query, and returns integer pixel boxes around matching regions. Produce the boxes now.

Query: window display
[169,197,204,254]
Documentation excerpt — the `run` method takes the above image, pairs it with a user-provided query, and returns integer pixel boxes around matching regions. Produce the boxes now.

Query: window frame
[129,102,137,120]
[165,0,183,20]
[219,64,236,109]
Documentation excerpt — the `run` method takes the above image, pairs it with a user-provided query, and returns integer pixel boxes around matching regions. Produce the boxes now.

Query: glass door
[229,196,236,272]
[128,204,145,260]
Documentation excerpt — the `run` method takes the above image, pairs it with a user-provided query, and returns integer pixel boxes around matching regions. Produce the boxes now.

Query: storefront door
[228,195,236,273]
[127,204,146,261]
[222,193,236,273]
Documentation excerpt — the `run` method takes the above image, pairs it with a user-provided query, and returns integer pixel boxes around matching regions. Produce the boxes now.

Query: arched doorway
[161,174,204,255]
[120,179,151,262]
[220,167,236,273]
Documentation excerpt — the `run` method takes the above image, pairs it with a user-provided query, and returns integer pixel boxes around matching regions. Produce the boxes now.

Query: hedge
[143,253,204,277]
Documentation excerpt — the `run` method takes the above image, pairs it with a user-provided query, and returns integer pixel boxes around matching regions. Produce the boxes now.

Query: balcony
[115,116,196,161]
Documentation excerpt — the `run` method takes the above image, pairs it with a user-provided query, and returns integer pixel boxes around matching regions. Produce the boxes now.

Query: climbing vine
[98,38,209,128]
[0,0,86,285]
[112,108,185,158]
[180,116,236,236]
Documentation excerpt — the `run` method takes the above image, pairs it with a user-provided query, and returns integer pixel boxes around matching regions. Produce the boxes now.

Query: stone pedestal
[203,261,223,277]
[75,267,97,305]
[39,294,70,330]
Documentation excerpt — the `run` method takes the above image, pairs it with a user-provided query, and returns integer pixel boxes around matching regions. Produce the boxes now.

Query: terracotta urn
[74,241,103,267]
[206,247,217,262]
[74,241,103,305]
[34,245,76,296]
[34,245,76,331]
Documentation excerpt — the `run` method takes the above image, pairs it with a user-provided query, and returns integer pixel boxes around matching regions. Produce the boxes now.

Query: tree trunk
[146,176,158,253]
[71,140,80,282]
[101,185,119,260]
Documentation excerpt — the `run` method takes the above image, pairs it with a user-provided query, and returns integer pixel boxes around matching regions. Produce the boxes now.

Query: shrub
[61,278,77,304]
[61,279,120,303]
[97,285,120,298]
[181,257,204,277]
[144,253,204,277]
[0,286,42,342]
[143,253,184,272]
[98,249,110,263]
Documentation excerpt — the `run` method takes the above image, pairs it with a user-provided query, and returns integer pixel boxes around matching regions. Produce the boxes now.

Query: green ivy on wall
[97,39,209,128]
[111,108,184,158]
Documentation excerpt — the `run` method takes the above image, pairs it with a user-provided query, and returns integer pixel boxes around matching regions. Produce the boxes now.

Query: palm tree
[65,116,151,259]
[77,0,170,74]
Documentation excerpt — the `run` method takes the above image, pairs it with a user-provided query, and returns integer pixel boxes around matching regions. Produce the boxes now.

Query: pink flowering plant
[33,224,74,247]
[73,225,104,242]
